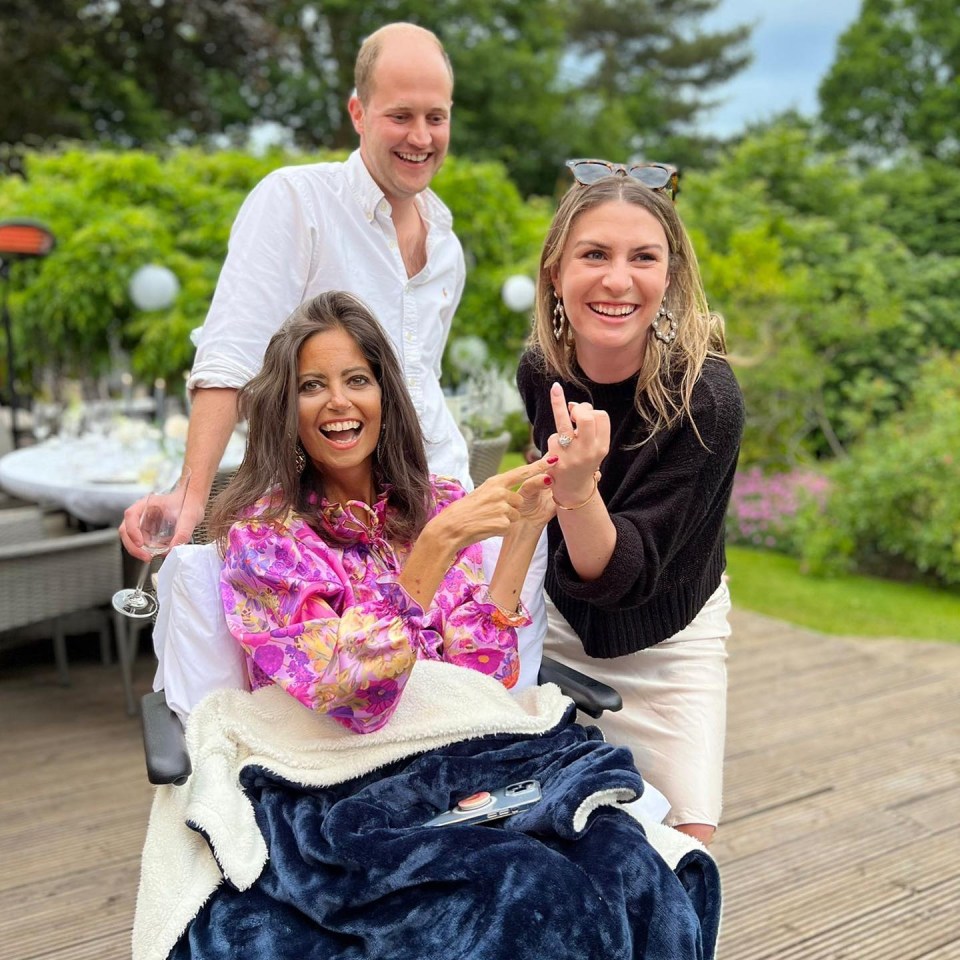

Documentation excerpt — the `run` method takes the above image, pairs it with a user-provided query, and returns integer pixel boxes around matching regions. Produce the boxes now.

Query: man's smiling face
[349,33,453,208]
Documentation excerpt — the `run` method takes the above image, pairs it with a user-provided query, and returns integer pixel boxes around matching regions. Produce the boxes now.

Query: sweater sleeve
[553,360,744,609]
[221,517,427,734]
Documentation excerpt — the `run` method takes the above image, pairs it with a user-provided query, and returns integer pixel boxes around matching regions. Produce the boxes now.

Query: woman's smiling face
[551,199,670,382]
[297,327,382,502]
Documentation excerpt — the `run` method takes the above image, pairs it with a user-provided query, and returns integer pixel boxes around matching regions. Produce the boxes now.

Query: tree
[818,0,960,163]
[0,1,752,195]
[0,1,276,149]
[258,0,575,196]
[683,120,960,466]
[564,0,752,170]
[863,158,960,259]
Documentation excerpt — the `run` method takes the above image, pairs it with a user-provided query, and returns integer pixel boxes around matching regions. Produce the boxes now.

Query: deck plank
[713,611,960,960]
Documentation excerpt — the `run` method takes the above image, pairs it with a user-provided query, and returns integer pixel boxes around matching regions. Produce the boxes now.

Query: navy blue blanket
[172,708,720,959]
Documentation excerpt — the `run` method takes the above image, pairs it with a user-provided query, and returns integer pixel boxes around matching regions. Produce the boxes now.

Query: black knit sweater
[517,351,744,658]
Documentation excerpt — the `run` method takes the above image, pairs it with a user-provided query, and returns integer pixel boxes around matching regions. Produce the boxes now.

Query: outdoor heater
[0,219,56,448]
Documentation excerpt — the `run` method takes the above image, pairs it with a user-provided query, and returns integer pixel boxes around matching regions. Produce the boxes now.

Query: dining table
[0,426,246,527]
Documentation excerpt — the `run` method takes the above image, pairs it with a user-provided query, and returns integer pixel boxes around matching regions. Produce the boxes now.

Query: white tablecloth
[0,432,245,526]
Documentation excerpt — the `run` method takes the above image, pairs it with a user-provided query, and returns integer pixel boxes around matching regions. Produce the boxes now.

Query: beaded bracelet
[553,475,598,511]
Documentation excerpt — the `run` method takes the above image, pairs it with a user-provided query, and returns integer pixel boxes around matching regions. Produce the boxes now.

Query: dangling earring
[294,441,306,473]
[651,299,678,344]
[552,296,566,342]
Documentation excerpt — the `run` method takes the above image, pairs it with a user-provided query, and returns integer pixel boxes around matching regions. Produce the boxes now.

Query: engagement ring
[557,433,574,448]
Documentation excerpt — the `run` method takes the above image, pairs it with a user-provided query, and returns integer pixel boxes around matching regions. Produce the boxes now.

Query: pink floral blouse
[220,476,526,733]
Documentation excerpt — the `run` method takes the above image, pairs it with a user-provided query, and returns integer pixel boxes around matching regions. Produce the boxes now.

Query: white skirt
[543,580,731,828]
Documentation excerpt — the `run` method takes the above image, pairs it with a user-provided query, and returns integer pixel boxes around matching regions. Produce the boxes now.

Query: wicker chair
[191,468,237,546]
[0,506,135,713]
[467,431,511,486]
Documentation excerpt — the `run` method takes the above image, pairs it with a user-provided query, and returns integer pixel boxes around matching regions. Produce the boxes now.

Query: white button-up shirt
[188,150,470,486]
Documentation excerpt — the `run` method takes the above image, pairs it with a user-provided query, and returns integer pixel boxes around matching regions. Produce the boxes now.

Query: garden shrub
[727,466,830,555]
[0,146,550,396]
[799,353,960,586]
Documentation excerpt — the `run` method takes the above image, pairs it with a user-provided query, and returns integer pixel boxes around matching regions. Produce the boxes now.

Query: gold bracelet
[553,476,598,511]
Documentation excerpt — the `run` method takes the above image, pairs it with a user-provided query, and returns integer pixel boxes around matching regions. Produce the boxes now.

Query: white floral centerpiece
[162,413,190,452]
[446,336,522,442]
[134,413,189,488]
[112,416,159,448]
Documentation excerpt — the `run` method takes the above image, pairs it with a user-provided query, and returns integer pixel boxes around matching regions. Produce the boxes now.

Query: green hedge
[0,146,550,394]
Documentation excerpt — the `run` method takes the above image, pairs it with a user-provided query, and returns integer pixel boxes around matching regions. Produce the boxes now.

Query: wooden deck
[2,609,959,959]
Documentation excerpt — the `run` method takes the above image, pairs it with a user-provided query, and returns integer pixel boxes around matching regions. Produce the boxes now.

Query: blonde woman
[518,162,744,844]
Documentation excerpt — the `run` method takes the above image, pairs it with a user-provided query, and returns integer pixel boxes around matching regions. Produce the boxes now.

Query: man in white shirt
[120,22,549,690]
[120,21,468,558]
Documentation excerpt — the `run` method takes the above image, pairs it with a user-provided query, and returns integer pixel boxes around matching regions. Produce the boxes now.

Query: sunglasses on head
[565,158,680,200]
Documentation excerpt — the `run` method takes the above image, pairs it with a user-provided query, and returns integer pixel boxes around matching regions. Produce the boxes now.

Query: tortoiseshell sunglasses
[565,158,680,200]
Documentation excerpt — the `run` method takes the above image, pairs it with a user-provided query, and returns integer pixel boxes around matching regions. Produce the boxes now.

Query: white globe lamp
[501,274,536,313]
[129,264,180,311]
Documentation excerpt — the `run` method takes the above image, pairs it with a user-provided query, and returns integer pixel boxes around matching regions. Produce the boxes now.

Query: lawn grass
[725,546,960,643]
[499,451,526,473]
[495,454,960,642]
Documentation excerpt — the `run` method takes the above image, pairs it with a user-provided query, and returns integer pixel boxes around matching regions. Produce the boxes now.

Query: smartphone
[424,780,542,828]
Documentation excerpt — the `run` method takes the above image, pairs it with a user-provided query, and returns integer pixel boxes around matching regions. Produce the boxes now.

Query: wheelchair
[133,543,720,960]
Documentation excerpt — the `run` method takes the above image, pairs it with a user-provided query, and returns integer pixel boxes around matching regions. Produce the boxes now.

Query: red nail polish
[544,475,553,485]
[546,456,559,464]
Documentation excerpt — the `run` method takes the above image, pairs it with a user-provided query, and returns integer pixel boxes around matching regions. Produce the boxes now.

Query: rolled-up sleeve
[188,170,317,391]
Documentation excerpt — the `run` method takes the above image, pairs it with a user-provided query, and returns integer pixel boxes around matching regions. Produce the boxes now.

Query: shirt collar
[344,149,453,232]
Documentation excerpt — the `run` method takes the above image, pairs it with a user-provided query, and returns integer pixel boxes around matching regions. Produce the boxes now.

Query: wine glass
[112,468,192,619]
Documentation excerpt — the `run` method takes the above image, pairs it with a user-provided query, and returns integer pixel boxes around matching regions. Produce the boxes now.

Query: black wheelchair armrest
[141,690,191,786]
[537,655,623,719]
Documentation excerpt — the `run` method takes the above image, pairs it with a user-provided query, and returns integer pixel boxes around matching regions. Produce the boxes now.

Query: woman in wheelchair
[205,290,556,732]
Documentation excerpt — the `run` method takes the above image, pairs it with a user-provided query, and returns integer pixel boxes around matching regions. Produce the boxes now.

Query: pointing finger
[550,382,574,435]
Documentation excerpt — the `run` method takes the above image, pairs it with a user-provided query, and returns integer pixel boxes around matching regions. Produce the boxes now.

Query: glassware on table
[112,468,191,619]
[31,402,60,443]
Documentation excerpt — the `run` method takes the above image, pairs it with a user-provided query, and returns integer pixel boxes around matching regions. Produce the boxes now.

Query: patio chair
[134,548,721,960]
[467,430,511,485]
[0,505,136,714]
[191,467,237,546]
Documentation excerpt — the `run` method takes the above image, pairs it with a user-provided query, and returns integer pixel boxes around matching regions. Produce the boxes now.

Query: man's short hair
[354,22,454,103]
